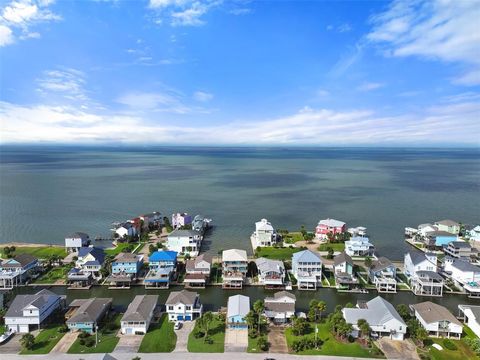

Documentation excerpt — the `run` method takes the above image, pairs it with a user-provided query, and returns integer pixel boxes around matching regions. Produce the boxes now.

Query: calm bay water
[1,146,479,260]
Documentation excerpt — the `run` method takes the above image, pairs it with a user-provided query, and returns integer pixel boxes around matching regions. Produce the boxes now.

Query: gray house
[66,298,112,334]
[121,295,158,335]
[369,257,397,293]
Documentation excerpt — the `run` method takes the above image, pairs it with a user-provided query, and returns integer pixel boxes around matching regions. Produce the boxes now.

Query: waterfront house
[410,302,463,339]
[115,222,138,238]
[184,253,212,288]
[75,246,105,278]
[121,295,158,335]
[404,251,443,296]
[342,296,407,340]
[315,218,346,240]
[425,230,458,247]
[222,249,248,289]
[458,304,480,338]
[255,257,285,288]
[369,257,397,293]
[165,290,202,321]
[264,291,296,324]
[345,236,375,257]
[348,226,368,237]
[172,213,192,229]
[434,219,460,235]
[67,267,93,288]
[0,254,39,289]
[418,223,439,237]
[145,251,177,289]
[66,298,112,334]
[443,257,480,298]
[227,294,250,329]
[333,252,359,290]
[292,249,322,290]
[5,289,64,333]
[443,241,476,260]
[468,225,480,242]
[139,212,163,229]
[65,232,90,253]
[166,229,203,257]
[250,218,279,249]
[192,214,211,233]
[107,252,144,288]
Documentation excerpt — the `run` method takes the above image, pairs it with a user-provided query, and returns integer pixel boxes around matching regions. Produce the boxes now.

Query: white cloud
[0,0,61,47]
[147,0,221,26]
[357,82,385,91]
[193,91,213,102]
[116,91,193,114]
[229,7,251,15]
[367,0,480,86]
[337,23,352,33]
[36,68,89,102]
[2,94,479,145]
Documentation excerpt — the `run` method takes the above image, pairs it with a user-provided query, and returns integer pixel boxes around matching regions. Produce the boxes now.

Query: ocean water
[0,146,479,260]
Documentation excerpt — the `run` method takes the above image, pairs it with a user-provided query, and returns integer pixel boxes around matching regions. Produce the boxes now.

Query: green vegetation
[246,300,269,353]
[33,265,71,284]
[20,325,67,354]
[285,322,382,357]
[318,243,345,251]
[133,243,145,254]
[67,313,121,354]
[105,242,135,256]
[248,335,268,353]
[1,246,67,259]
[282,232,306,244]
[187,314,225,353]
[255,246,304,260]
[426,336,477,360]
[139,314,176,353]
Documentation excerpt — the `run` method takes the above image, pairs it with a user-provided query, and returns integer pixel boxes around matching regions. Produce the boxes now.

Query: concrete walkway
[268,326,288,353]
[224,328,248,352]
[115,334,144,353]
[173,321,195,352]
[0,334,22,354]
[51,331,79,353]
[376,338,420,360]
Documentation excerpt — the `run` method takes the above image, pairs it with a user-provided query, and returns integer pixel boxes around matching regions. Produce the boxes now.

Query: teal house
[66,298,112,333]
[227,294,250,329]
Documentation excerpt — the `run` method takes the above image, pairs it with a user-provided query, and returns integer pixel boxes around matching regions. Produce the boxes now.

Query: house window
[168,306,174,310]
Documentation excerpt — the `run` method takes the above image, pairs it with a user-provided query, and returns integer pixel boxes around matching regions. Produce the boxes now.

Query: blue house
[227,294,250,329]
[145,251,177,289]
[111,253,143,277]
[0,254,39,289]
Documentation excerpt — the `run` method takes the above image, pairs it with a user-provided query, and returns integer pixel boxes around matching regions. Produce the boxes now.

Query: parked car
[174,321,182,330]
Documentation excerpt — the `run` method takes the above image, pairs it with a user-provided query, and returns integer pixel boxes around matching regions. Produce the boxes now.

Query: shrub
[194,331,205,339]
[59,324,69,333]
[78,331,90,339]
[205,336,213,344]
[79,338,85,346]
[443,339,457,351]
[84,337,95,347]
[257,336,269,351]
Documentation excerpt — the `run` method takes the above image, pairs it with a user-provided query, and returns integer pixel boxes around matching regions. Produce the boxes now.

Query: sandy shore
[1,242,63,248]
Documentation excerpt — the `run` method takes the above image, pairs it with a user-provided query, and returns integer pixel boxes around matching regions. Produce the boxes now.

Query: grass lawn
[317,243,345,251]
[187,315,225,353]
[247,335,267,353]
[139,314,176,352]
[285,322,383,358]
[104,242,135,256]
[427,337,477,360]
[1,246,67,259]
[20,325,66,354]
[33,265,71,284]
[255,246,303,261]
[67,313,121,354]
[133,243,145,254]
[283,232,305,244]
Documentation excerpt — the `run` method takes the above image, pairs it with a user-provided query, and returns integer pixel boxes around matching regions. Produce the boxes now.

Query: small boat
[0,328,14,344]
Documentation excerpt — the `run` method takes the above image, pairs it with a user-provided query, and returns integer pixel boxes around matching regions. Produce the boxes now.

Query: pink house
[315,218,346,239]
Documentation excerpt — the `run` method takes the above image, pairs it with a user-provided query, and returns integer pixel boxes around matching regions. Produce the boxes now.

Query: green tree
[415,326,429,347]
[357,319,370,340]
[245,310,257,332]
[202,311,214,342]
[396,304,410,321]
[308,299,319,322]
[317,300,326,321]
[257,336,269,351]
[21,333,35,350]
[253,300,265,333]
[364,256,372,268]
[337,319,353,340]
[292,317,309,336]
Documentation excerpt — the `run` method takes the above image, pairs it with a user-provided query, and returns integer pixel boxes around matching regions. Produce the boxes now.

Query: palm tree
[357,319,370,341]
[245,310,257,332]
[202,311,214,342]
[253,300,265,334]
[317,301,326,321]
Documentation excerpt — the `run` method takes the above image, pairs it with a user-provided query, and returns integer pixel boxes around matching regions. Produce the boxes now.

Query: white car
[174,321,182,330]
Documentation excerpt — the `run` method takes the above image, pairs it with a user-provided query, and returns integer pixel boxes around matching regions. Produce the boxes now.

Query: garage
[185,315,191,321]
[177,315,183,320]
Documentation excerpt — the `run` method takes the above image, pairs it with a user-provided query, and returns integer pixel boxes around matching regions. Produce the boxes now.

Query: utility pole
[95,324,99,347]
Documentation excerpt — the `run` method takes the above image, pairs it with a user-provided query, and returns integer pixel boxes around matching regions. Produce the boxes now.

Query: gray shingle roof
[407,251,430,266]
[449,241,471,249]
[411,302,461,326]
[169,229,201,237]
[165,290,199,305]
[334,251,353,267]
[449,258,480,273]
[121,295,158,322]
[67,298,112,324]
[435,219,459,227]
[2,254,37,268]
[5,289,59,318]
[255,257,284,274]
[370,257,394,272]
[292,249,322,264]
[343,296,406,327]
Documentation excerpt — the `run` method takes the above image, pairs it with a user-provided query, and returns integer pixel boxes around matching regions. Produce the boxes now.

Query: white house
[434,219,460,235]
[166,229,203,256]
[411,302,463,339]
[255,257,285,288]
[121,295,158,335]
[404,251,438,277]
[115,222,137,238]
[443,257,480,297]
[344,236,375,257]
[250,218,279,249]
[404,251,443,296]
[458,304,480,338]
[468,225,480,242]
[5,289,64,333]
[65,232,90,253]
[222,249,248,289]
[165,290,203,321]
[342,296,407,340]
[333,252,359,290]
[264,291,296,324]
[292,250,322,290]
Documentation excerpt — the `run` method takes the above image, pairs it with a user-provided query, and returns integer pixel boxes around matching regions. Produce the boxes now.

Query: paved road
[3,353,379,360]
[173,321,195,352]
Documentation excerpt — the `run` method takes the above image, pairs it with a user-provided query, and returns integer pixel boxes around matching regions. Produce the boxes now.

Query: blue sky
[0,0,479,146]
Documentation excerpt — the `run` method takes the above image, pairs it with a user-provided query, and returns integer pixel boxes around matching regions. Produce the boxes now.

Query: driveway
[376,338,420,360]
[268,326,288,353]
[115,334,144,353]
[0,334,22,354]
[224,328,248,352]
[51,331,79,353]
[173,321,195,352]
